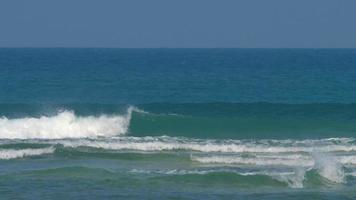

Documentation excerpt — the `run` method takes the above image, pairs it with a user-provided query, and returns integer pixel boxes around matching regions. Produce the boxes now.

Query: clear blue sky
[1,0,355,48]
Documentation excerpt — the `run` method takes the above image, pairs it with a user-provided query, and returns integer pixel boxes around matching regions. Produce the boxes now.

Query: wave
[129,167,355,188]
[55,136,356,153]
[191,155,314,167]
[0,147,55,160]
[2,136,356,154]
[191,154,356,167]
[1,103,356,139]
[191,154,350,185]
[1,136,356,188]
[0,107,137,139]
[312,152,345,184]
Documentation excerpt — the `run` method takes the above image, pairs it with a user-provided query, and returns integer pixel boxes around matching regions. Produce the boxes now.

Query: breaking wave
[1,136,356,188]
[0,107,136,139]
[0,147,55,160]
[55,136,356,153]
[191,154,356,167]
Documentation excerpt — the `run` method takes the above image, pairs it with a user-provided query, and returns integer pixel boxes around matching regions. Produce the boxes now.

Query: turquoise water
[1,49,356,199]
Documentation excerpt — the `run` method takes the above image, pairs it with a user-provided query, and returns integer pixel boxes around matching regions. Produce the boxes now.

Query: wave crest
[0,107,136,139]
[0,147,55,160]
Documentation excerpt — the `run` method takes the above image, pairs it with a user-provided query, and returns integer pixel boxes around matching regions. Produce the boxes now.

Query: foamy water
[0,147,55,160]
[0,107,136,139]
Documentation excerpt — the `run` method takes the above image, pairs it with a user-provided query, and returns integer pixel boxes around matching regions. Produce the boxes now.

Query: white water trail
[0,147,55,160]
[191,154,313,167]
[56,136,356,153]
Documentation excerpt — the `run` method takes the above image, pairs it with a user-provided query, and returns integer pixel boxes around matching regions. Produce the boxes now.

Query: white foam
[272,168,306,188]
[55,136,356,153]
[346,171,356,177]
[0,147,55,160]
[129,168,295,176]
[129,168,225,175]
[192,153,356,167]
[0,107,135,139]
[339,156,356,165]
[312,152,345,183]
[191,154,313,167]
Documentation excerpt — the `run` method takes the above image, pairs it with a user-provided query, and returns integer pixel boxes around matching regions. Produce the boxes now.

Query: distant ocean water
[1,48,356,199]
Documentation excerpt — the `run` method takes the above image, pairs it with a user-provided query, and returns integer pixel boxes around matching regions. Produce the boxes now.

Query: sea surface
[1,48,356,199]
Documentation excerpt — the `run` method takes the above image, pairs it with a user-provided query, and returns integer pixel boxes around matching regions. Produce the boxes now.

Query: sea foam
[0,147,55,160]
[312,152,345,183]
[57,136,356,153]
[0,107,135,139]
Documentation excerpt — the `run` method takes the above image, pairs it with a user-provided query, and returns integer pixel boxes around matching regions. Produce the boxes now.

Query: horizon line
[1,47,356,49]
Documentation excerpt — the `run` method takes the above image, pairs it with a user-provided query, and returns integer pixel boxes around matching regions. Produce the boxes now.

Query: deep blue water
[1,48,356,103]
[1,48,356,199]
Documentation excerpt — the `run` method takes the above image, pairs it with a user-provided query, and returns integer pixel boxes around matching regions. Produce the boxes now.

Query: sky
[0,0,356,48]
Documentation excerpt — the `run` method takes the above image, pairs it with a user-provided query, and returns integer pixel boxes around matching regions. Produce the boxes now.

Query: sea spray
[311,152,345,184]
[0,106,136,139]
[273,168,306,188]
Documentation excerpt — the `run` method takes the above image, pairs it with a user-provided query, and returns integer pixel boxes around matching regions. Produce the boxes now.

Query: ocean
[1,48,356,199]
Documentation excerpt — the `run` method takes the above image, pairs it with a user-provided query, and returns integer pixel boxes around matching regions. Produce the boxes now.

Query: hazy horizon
[1,47,356,49]
[1,0,356,48]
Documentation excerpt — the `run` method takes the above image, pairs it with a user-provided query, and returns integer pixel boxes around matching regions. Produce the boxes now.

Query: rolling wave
[0,136,355,153]
[1,136,356,188]
[0,147,55,160]
[51,136,356,153]
[1,103,356,189]
[1,102,356,139]
[192,154,356,166]
[0,107,136,139]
